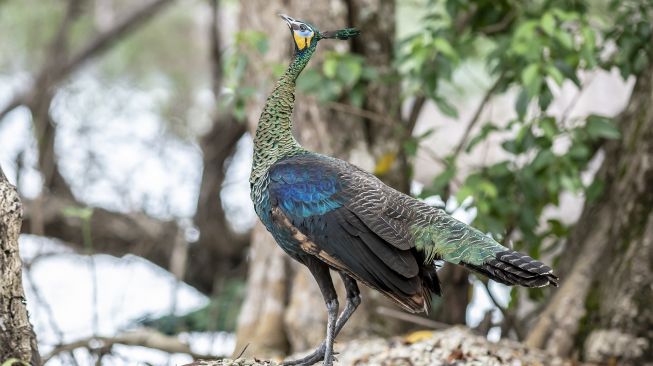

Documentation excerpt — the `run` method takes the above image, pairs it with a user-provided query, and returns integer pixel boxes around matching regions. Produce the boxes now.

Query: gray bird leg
[324,297,338,365]
[283,272,360,366]
[284,257,338,366]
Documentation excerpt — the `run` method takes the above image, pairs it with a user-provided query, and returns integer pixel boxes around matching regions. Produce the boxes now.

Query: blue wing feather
[269,159,343,218]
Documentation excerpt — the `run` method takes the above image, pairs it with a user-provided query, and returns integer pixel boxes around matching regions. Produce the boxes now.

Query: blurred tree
[0,0,249,296]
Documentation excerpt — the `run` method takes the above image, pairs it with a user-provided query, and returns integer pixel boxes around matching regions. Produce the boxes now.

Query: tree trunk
[526,61,653,364]
[234,0,415,358]
[0,167,40,365]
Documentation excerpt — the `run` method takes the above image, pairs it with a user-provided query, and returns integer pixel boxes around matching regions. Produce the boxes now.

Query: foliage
[297,52,377,107]
[396,0,646,284]
[220,30,270,121]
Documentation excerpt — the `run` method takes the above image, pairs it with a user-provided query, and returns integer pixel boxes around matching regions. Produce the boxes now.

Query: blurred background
[0,0,651,365]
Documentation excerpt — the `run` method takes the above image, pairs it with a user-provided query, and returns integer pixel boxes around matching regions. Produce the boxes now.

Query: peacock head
[279,14,360,55]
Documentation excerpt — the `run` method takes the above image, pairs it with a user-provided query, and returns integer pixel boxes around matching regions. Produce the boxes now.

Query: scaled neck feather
[250,46,316,184]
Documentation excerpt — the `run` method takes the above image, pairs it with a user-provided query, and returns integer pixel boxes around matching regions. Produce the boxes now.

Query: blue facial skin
[297,30,313,37]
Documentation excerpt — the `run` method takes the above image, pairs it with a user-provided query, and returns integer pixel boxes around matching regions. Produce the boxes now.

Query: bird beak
[279,14,295,28]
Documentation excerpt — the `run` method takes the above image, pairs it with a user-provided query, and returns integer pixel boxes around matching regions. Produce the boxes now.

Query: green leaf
[502,140,519,154]
[516,89,530,119]
[348,85,366,108]
[541,13,556,35]
[546,64,565,85]
[586,115,620,139]
[554,30,574,50]
[554,60,580,87]
[337,58,362,86]
[62,206,94,221]
[416,128,435,140]
[522,63,542,97]
[467,123,498,152]
[434,96,458,118]
[433,37,457,60]
[547,219,568,237]
[531,150,555,171]
[538,86,553,111]
[323,57,337,78]
[403,139,418,157]
[586,179,604,202]
[569,144,590,159]
[539,116,558,138]
[432,164,457,193]
[297,69,323,92]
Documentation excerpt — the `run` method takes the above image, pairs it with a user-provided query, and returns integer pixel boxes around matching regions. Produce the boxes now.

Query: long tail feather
[463,250,559,288]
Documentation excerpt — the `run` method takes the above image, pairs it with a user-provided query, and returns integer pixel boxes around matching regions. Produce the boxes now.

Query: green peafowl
[250,14,559,366]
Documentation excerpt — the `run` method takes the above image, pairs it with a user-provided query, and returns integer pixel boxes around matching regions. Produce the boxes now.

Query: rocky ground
[184,326,580,366]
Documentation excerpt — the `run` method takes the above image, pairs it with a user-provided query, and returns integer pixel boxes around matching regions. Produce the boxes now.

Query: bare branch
[478,11,516,35]
[479,279,524,340]
[60,0,174,77]
[0,0,175,126]
[451,73,504,160]
[324,99,397,126]
[43,329,218,363]
[21,194,180,276]
[404,95,426,135]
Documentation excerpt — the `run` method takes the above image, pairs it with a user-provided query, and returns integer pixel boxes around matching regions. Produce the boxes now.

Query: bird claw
[282,343,339,366]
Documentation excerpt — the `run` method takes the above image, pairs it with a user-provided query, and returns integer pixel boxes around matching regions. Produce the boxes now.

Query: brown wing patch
[271,207,349,269]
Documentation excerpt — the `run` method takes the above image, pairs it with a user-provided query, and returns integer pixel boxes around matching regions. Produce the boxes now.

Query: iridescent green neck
[250,46,316,184]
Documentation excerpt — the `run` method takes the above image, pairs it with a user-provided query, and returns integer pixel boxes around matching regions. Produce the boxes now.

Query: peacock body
[250,15,557,366]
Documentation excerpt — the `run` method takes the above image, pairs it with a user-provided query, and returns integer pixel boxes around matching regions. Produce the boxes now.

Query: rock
[185,326,580,366]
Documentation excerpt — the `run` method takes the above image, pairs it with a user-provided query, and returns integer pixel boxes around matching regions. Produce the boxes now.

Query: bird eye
[299,24,307,31]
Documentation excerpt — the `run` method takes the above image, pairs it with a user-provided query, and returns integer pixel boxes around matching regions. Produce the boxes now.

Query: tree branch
[43,329,218,363]
[451,73,504,160]
[0,0,175,126]
[21,194,180,277]
[478,11,516,35]
[324,99,397,126]
[404,95,427,136]
[60,0,174,77]
[479,280,524,340]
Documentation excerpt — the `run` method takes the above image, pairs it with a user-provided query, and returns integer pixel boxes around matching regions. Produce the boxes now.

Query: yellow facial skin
[293,31,314,50]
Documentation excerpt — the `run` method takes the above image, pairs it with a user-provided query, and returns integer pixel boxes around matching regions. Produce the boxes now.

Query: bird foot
[282,342,338,366]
